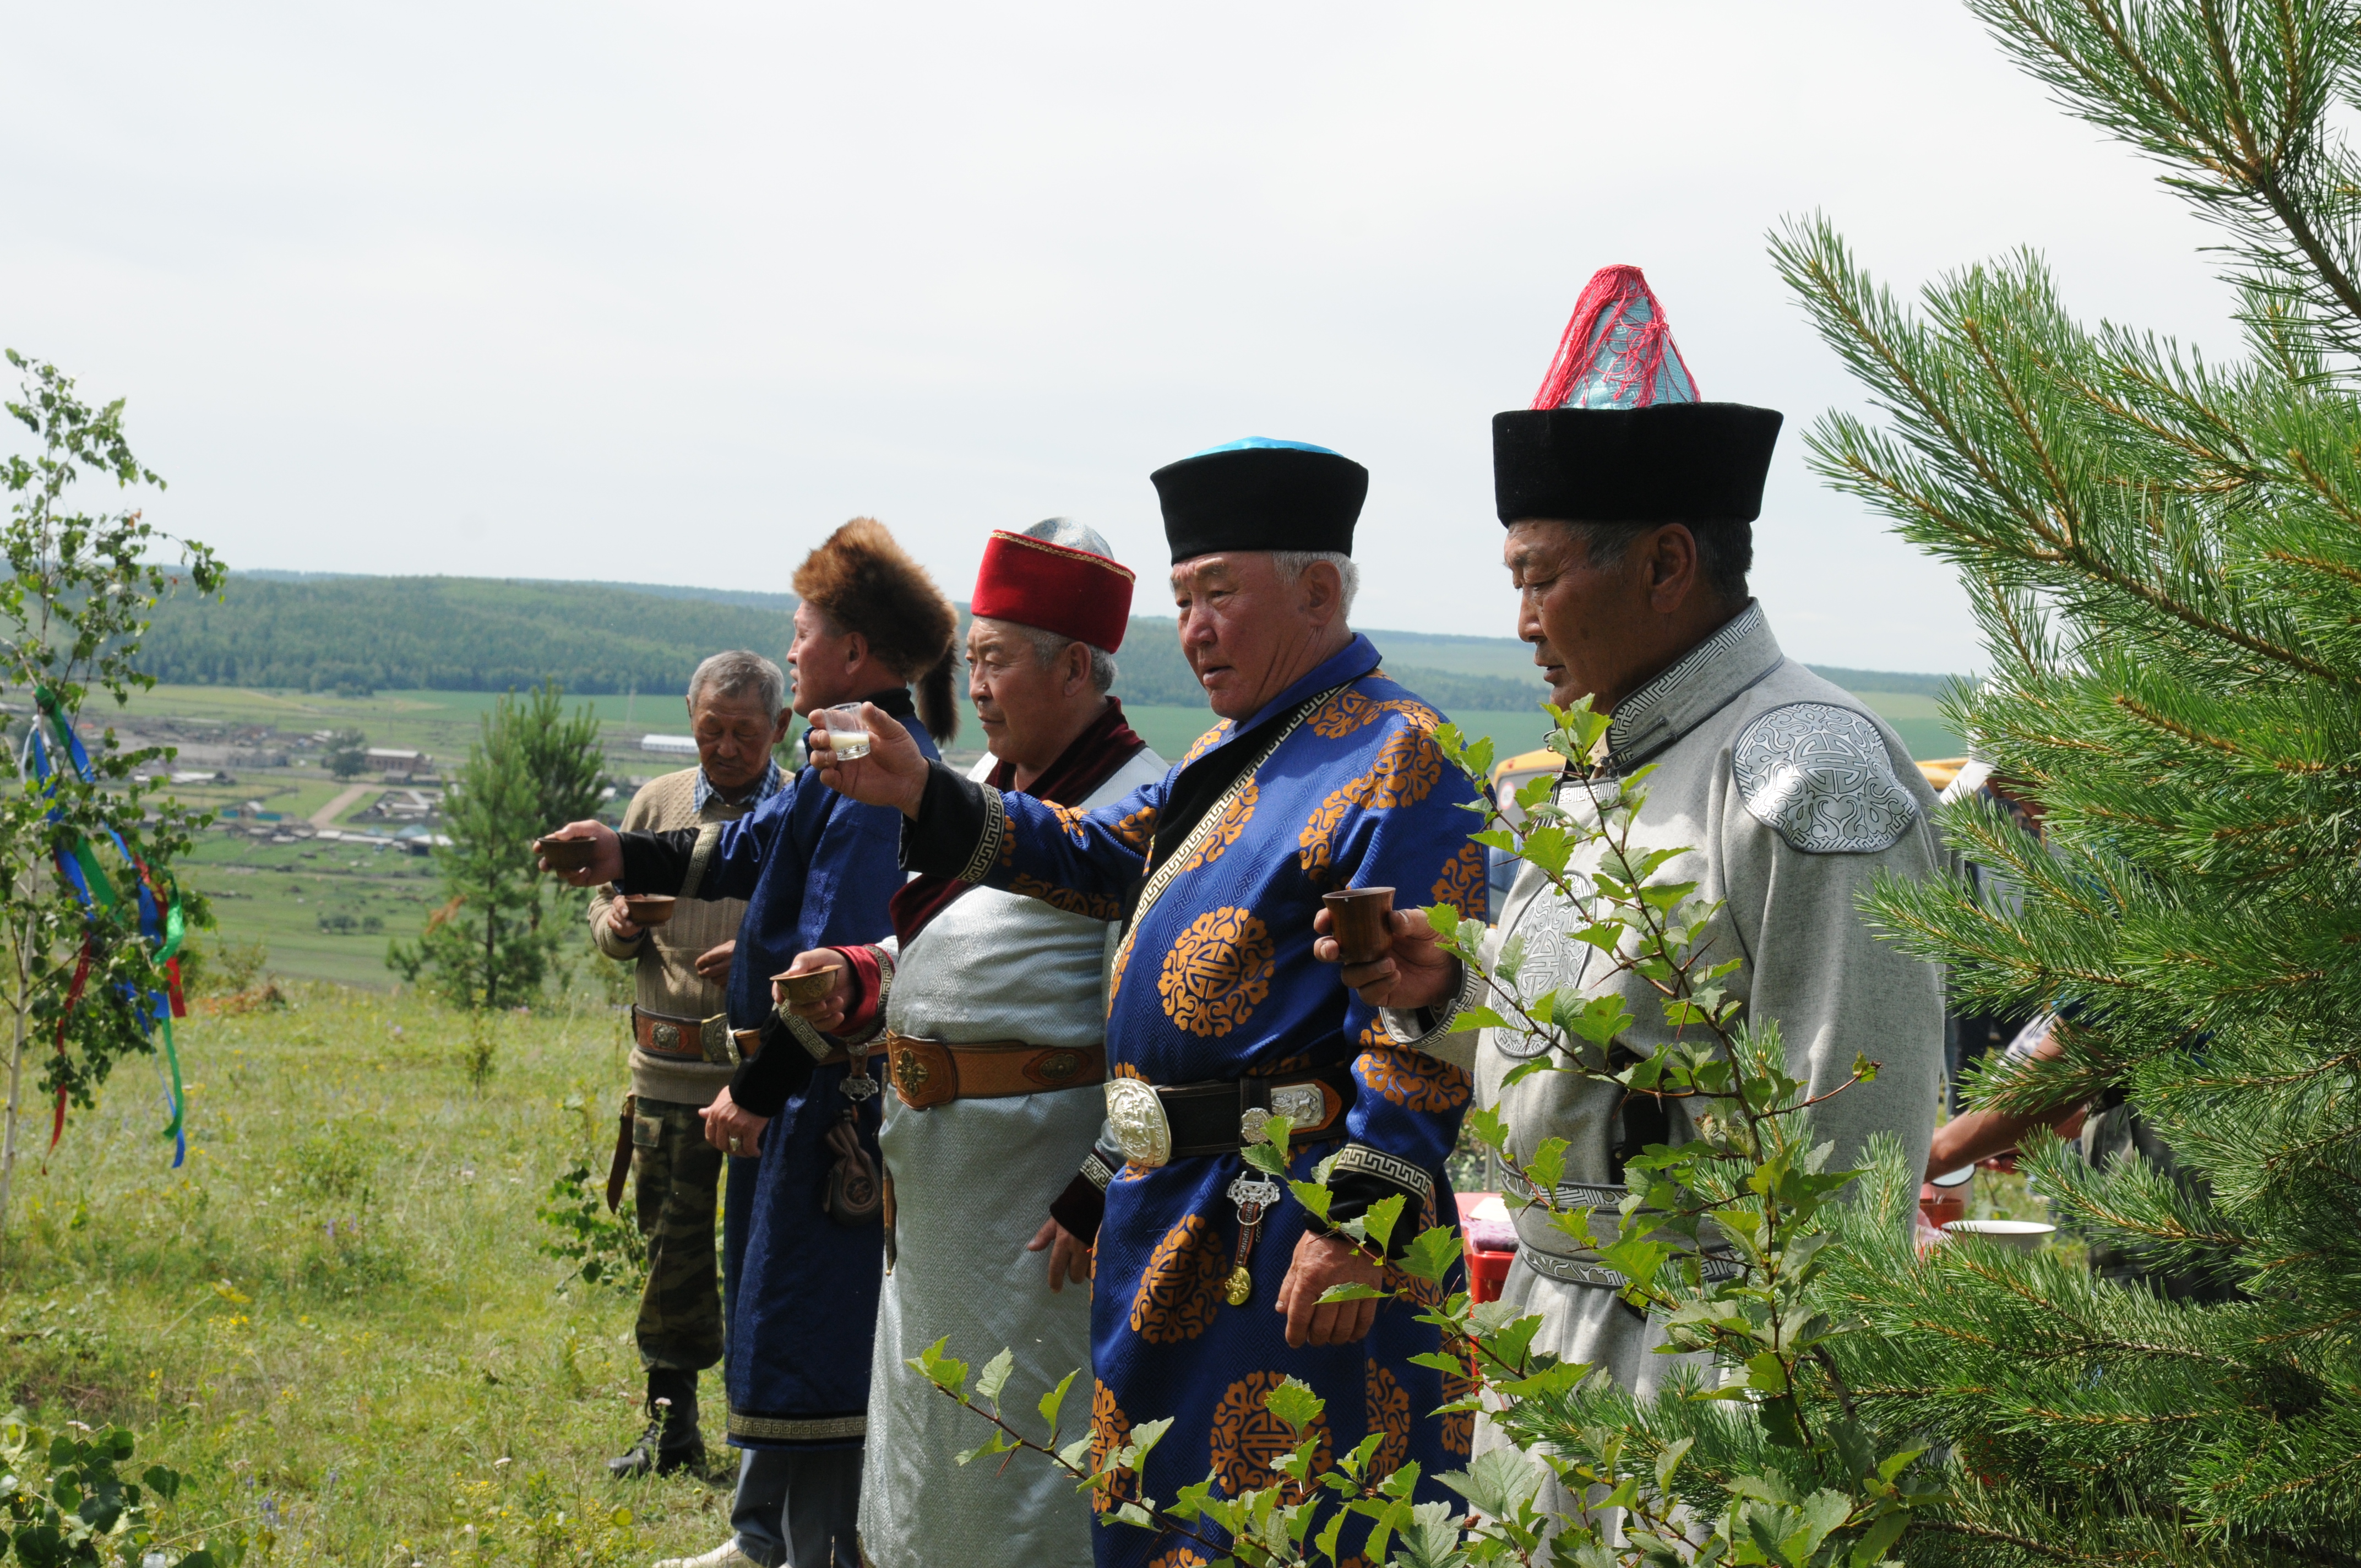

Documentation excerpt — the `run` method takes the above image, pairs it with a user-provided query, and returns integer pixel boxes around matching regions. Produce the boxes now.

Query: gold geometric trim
[725,1411,868,1441]
[959,784,1008,884]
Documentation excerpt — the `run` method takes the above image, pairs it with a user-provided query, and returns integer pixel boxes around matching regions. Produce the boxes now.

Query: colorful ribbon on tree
[21,688,189,1165]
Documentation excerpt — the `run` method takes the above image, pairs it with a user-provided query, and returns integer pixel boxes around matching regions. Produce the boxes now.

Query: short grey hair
[1270,550,1359,619]
[687,649,787,715]
[977,616,1119,695]
[1546,519,1751,603]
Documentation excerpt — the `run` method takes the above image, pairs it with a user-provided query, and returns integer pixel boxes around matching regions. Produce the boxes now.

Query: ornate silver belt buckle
[1103,1077,1171,1167]
[1242,1082,1325,1144]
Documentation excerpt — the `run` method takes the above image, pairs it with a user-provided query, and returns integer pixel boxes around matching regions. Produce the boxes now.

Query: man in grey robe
[777,520,1164,1568]
[1336,268,1945,1516]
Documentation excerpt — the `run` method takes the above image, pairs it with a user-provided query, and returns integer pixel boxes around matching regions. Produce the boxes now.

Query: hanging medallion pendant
[1225,1173,1282,1308]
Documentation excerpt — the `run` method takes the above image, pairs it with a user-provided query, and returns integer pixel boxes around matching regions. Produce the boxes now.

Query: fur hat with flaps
[792,517,960,743]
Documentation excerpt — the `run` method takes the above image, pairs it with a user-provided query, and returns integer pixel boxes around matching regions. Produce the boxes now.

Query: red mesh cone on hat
[1531,265,1700,411]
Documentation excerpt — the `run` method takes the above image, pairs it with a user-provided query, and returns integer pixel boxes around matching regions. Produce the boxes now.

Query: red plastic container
[1455,1191,1517,1304]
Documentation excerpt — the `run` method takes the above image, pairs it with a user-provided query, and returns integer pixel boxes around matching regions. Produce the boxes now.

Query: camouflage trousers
[631,1096,726,1372]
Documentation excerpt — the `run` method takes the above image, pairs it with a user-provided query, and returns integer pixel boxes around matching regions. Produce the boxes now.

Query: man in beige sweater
[591,650,792,1479]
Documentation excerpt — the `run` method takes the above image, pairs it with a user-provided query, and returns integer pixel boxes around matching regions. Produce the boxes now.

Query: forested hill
[143,576,795,696]
[140,573,1955,712]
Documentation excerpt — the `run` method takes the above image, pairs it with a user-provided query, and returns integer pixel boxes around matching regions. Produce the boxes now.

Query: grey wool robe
[1392,603,1945,1509]
[852,744,1167,1568]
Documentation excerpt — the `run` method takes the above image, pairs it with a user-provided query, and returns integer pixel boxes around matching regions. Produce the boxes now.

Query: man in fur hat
[813,444,1486,1568]
[545,518,958,1568]
[1337,267,1946,1518]
[779,518,1168,1568]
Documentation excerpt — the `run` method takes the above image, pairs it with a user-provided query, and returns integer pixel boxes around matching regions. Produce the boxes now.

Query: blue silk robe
[689,701,940,1450]
[913,635,1485,1566]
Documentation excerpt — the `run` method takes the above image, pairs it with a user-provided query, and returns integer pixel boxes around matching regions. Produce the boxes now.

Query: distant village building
[366,748,433,777]
[639,734,698,756]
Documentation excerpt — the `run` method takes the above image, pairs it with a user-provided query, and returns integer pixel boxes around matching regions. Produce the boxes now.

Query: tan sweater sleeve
[589,783,660,960]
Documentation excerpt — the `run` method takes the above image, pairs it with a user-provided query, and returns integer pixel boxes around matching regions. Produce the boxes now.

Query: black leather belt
[1105,1063,1356,1166]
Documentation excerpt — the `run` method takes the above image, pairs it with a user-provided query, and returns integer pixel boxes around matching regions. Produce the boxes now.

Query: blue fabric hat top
[1190,437,1345,458]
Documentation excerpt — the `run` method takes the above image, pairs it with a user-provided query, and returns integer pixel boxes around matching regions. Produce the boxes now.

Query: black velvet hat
[1150,438,1368,563]
[1494,265,1781,525]
[1492,403,1784,525]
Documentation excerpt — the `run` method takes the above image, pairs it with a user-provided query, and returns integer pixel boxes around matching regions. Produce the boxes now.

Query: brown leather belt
[883,1031,1107,1110]
[634,1006,731,1065]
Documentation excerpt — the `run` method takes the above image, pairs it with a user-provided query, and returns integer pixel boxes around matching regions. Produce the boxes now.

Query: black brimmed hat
[1151,438,1368,563]
[1493,266,1782,525]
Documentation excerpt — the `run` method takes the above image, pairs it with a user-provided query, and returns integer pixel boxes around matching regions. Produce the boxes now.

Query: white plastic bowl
[1941,1218,2055,1254]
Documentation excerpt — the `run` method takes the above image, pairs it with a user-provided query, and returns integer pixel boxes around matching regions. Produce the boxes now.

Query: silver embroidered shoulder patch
[1732,702,1918,854]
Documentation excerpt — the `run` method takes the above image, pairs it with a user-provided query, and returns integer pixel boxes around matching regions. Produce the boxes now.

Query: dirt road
[309,782,376,829]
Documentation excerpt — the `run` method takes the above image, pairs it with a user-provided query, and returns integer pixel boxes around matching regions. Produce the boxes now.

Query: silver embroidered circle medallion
[1732,701,1919,854]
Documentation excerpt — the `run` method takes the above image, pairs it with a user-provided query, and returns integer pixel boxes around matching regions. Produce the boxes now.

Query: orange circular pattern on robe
[1009,873,1122,921]
[1361,725,1443,810]
[1145,1548,1209,1568]
[1298,726,1445,884]
[1309,687,1377,738]
[1127,1213,1230,1344]
[1364,1363,1413,1478]
[1180,723,1232,766]
[1296,790,1352,888]
[1311,687,1444,740]
[1356,1046,1472,1113]
[1047,800,1096,847]
[1090,1379,1132,1494]
[1207,1371,1332,1499]
[1158,908,1275,1037]
[1430,839,1489,920]
[1111,803,1158,853]
[1438,1364,1478,1457]
[1172,779,1256,875]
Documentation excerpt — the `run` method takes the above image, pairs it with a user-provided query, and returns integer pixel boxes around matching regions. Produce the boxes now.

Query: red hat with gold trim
[970,517,1134,652]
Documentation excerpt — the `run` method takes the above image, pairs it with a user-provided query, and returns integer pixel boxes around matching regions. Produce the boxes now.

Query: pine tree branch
[1910,1515,2120,1564]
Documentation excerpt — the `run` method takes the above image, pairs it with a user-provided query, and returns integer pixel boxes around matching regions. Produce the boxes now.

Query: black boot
[609,1369,702,1478]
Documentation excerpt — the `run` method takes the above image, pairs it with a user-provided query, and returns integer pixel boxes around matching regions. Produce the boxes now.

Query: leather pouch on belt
[606,1093,635,1213]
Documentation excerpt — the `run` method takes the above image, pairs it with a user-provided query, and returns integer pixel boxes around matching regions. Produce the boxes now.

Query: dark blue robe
[697,700,940,1450]
[908,636,1484,1565]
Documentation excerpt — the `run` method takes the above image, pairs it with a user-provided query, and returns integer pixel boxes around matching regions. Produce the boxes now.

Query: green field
[1,986,746,1566]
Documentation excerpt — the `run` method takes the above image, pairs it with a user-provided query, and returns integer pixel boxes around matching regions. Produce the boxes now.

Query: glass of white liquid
[818,703,873,760]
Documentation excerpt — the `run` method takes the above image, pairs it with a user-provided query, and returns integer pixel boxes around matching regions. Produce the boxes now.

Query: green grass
[2,986,740,1566]
[181,835,448,990]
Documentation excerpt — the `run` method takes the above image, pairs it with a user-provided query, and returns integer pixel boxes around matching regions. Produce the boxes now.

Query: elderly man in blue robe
[544,517,958,1568]
[814,441,1489,1568]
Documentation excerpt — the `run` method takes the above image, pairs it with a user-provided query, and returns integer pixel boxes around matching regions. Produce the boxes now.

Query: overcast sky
[2,1,2237,674]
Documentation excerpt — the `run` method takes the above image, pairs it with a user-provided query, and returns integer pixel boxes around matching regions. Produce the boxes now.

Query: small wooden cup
[622,894,677,927]
[535,834,601,873]
[775,963,843,1006]
[1323,886,1396,966]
